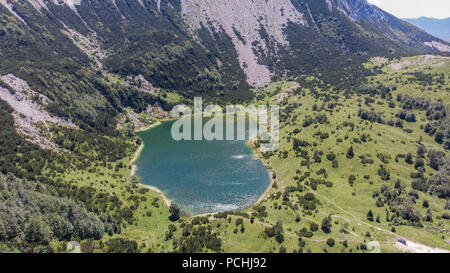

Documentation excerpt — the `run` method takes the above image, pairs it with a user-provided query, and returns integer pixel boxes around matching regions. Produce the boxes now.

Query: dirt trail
[395,240,449,253]
[312,190,449,253]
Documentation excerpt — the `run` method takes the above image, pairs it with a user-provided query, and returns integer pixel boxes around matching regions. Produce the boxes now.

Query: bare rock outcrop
[181,0,306,87]
[424,41,450,53]
[0,74,76,150]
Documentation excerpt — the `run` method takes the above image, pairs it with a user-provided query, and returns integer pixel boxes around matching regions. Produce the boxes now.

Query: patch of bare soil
[390,55,450,71]
[395,240,450,253]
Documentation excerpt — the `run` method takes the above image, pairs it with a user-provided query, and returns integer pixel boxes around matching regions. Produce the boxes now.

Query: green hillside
[2,55,448,253]
[0,0,449,253]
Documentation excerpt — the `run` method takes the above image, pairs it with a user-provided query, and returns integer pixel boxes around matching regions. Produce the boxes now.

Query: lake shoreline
[130,120,172,208]
[130,120,162,177]
[247,139,274,206]
[130,119,273,218]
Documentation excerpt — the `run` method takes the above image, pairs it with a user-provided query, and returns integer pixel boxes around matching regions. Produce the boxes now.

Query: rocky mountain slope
[0,0,447,138]
[0,0,447,94]
[0,0,447,183]
[0,0,449,253]
[182,0,450,86]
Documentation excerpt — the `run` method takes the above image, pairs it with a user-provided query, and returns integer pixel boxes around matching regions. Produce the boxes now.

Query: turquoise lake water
[134,118,271,215]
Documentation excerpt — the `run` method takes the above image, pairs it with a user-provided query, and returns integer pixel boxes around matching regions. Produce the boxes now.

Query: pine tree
[367,210,374,222]
[321,217,332,233]
[169,203,180,222]
[347,146,354,159]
